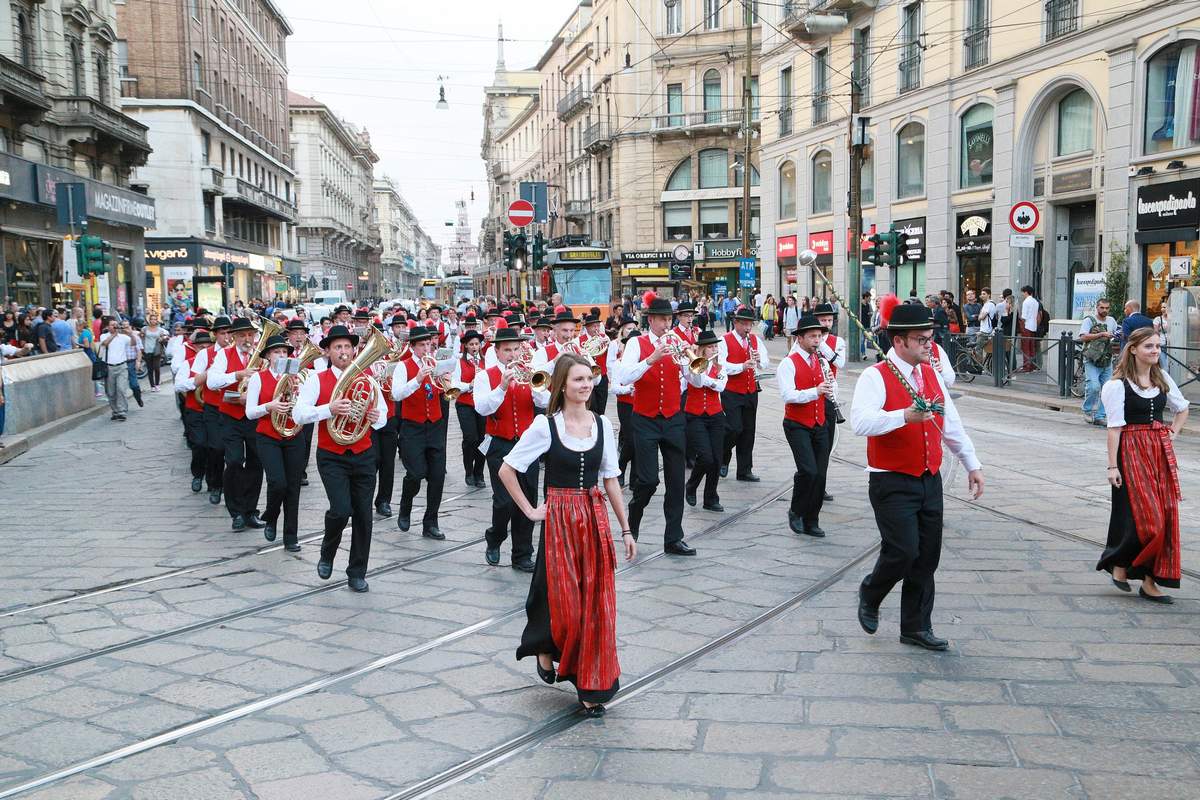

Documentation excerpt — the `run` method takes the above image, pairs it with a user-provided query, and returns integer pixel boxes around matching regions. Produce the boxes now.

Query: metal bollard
[1057,333,1071,397]
[992,328,1005,387]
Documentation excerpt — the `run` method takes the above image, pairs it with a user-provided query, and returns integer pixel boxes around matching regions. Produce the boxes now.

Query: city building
[118,0,296,315]
[289,91,381,299]
[373,174,421,299]
[757,0,1200,321]
[0,0,155,313]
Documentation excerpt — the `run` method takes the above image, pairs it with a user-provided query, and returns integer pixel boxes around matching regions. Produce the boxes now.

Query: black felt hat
[285,318,308,332]
[192,330,214,345]
[645,297,673,316]
[407,328,436,343]
[261,334,293,354]
[552,308,579,324]
[211,315,233,331]
[813,303,835,316]
[792,315,829,335]
[676,300,696,313]
[732,307,758,322]
[886,304,935,332]
[461,330,484,344]
[228,317,256,333]
[319,324,359,349]
[695,329,720,347]
[492,327,522,343]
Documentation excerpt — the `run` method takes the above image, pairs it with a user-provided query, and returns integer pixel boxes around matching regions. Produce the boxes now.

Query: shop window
[1057,89,1094,156]
[811,150,832,214]
[1144,42,1200,155]
[897,122,925,198]
[663,201,691,240]
[778,161,796,219]
[1144,240,1198,317]
[699,200,729,239]
[666,157,692,191]
[960,104,993,188]
[698,148,728,188]
[735,198,760,238]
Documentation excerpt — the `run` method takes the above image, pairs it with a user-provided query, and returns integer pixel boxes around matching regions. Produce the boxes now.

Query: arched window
[811,150,832,214]
[703,69,721,123]
[17,12,34,69]
[897,122,925,198]
[69,38,84,95]
[1145,41,1200,154]
[666,157,692,191]
[1057,88,1093,156]
[733,154,759,187]
[698,148,728,188]
[960,104,993,188]
[778,161,796,219]
[96,54,110,104]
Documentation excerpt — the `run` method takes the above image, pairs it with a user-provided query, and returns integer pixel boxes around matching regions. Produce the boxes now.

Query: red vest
[217,345,249,419]
[825,334,840,377]
[457,357,479,407]
[200,346,225,407]
[254,370,287,440]
[398,358,442,423]
[184,346,205,412]
[632,335,682,418]
[673,325,696,346]
[783,352,827,428]
[316,369,374,454]
[617,392,633,406]
[723,332,757,394]
[683,363,724,416]
[483,366,536,440]
[865,361,944,477]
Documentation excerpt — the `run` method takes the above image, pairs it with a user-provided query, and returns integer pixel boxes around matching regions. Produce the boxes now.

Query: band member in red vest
[616,293,693,556]
[193,316,232,505]
[453,330,488,488]
[174,327,216,494]
[428,305,449,348]
[245,334,304,552]
[581,311,611,414]
[293,324,387,592]
[207,316,265,531]
[531,314,553,352]
[391,328,448,540]
[611,318,639,487]
[286,318,321,487]
[851,304,984,650]
[672,301,699,345]
[531,307,579,376]
[778,316,834,537]
[813,303,846,502]
[718,306,770,482]
[474,327,550,570]
[683,330,727,512]
[370,322,401,518]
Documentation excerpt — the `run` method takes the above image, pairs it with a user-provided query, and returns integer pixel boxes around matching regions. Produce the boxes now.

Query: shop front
[1134,178,1200,317]
[777,235,798,295]
[620,245,697,299]
[893,217,927,298]
[143,239,283,317]
[956,210,992,299]
[693,239,758,302]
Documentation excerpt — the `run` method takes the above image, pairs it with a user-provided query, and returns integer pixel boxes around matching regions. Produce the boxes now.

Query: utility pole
[846,77,863,362]
[740,1,754,307]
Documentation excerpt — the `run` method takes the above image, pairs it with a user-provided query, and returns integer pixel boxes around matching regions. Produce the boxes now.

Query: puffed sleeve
[503,414,552,472]
[1101,379,1126,428]
[1164,374,1189,414]
[599,415,619,479]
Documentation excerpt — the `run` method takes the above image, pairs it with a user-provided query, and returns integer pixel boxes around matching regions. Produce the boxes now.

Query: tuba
[270,339,323,438]
[661,331,708,375]
[327,326,390,447]
[234,318,284,396]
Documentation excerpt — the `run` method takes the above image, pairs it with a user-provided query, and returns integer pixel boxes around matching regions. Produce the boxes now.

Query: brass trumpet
[235,317,284,396]
[508,341,550,389]
[421,351,461,401]
[327,326,390,447]
[270,340,323,438]
[661,331,708,375]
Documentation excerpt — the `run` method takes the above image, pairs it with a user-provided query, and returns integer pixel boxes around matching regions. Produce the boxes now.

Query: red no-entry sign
[507,199,535,228]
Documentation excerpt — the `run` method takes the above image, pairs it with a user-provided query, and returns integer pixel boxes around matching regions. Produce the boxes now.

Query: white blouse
[1101,375,1189,428]
[503,412,620,479]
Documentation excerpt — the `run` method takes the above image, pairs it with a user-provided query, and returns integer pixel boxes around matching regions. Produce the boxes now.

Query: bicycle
[949,335,985,384]
[1069,351,1085,398]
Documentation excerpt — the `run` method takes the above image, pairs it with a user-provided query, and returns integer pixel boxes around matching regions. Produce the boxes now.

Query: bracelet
[621,529,632,535]
[1107,466,1118,470]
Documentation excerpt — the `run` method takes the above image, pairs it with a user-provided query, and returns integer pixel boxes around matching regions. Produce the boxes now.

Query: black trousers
[201,404,225,491]
[485,436,540,562]
[183,408,208,481]
[721,389,758,476]
[628,412,686,546]
[317,447,376,578]
[222,414,263,518]
[257,433,304,544]
[176,390,186,422]
[616,401,635,477]
[589,374,609,415]
[456,403,487,481]
[373,415,399,505]
[302,422,314,477]
[399,419,447,529]
[783,419,830,525]
[861,471,944,634]
[685,411,726,506]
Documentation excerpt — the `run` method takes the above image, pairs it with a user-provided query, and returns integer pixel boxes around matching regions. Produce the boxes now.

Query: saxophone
[327,326,390,447]
[270,340,323,438]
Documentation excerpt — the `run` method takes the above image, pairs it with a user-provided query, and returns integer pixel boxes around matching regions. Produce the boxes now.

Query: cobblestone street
[1,353,1197,799]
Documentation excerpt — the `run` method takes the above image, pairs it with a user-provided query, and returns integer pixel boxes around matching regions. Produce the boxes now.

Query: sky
[284,0,578,260]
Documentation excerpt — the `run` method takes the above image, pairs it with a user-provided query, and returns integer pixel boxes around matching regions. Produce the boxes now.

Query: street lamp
[435,75,449,111]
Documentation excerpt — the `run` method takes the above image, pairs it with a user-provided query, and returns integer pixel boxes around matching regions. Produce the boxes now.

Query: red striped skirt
[543,486,620,692]
[1121,422,1182,584]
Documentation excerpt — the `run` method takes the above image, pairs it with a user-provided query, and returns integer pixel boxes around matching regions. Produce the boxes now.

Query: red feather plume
[641,291,657,308]
[878,294,901,326]
[494,318,508,329]
[554,304,568,314]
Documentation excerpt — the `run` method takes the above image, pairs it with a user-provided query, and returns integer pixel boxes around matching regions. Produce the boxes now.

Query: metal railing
[1045,0,1079,40]
[556,86,591,119]
[582,121,611,151]
[812,93,829,125]
[964,26,989,70]
[898,51,921,94]
[778,106,793,136]
[651,107,745,132]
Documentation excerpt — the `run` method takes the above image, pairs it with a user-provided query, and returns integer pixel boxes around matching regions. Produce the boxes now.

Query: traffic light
[76,234,104,275]
[895,229,913,265]
[502,231,514,269]
[221,261,235,281]
[864,232,885,268]
[864,229,899,268]
[530,232,545,269]
[512,233,528,269]
[99,240,115,274]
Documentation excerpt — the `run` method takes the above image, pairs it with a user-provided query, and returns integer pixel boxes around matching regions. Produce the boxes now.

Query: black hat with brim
[319,324,359,349]
[733,307,758,322]
[813,303,835,316]
[676,301,696,313]
[229,317,256,333]
[492,327,522,344]
[619,315,637,327]
[407,328,435,343]
[485,308,503,318]
[533,315,553,329]
[333,304,352,315]
[792,315,829,335]
[886,304,936,331]
[261,334,292,354]
[193,330,214,345]
[695,329,720,347]
[582,311,601,324]
[552,309,579,324]
[462,330,484,344]
[645,298,673,316]
[211,315,233,331]
[285,318,307,332]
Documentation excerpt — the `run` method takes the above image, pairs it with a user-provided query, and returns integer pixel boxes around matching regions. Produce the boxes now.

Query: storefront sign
[621,250,673,262]
[624,266,669,278]
[1071,272,1107,319]
[894,217,926,262]
[1136,179,1200,230]
[776,235,798,263]
[35,165,156,228]
[0,153,36,203]
[695,239,759,261]
[144,243,200,265]
[955,211,991,255]
[738,258,757,289]
[1170,255,1194,278]
[807,231,833,265]
[1052,169,1092,194]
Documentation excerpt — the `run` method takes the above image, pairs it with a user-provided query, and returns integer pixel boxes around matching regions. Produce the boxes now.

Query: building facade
[758,0,1200,322]
[119,0,296,314]
[373,174,423,299]
[289,91,381,300]
[0,0,155,313]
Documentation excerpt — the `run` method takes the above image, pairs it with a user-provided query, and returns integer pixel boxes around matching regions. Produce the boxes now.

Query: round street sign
[507,199,535,228]
[1009,201,1040,234]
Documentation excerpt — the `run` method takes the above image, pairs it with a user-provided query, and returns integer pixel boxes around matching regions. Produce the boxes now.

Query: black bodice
[1122,379,1166,425]
[544,412,604,489]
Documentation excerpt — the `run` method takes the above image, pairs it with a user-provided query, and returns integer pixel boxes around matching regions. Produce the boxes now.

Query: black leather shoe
[665,541,696,556]
[485,547,500,566]
[284,539,301,553]
[396,513,411,532]
[375,501,392,517]
[348,576,369,593]
[512,558,535,573]
[803,524,827,538]
[245,515,266,529]
[231,514,246,532]
[702,502,725,512]
[719,466,728,478]
[209,490,222,505]
[536,659,556,684]
[263,524,277,542]
[857,586,879,635]
[685,490,697,507]
[736,472,761,482]
[1139,587,1174,604]
[316,560,332,580]
[191,477,203,493]
[474,478,486,489]
[423,526,445,541]
[579,702,606,718]
[788,512,805,536]
[824,492,834,502]
[900,631,950,651]
[1111,577,1132,593]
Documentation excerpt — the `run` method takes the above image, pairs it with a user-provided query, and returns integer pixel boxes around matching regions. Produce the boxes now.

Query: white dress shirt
[716,330,771,376]
[686,365,728,394]
[1020,296,1040,331]
[472,367,550,416]
[615,330,687,394]
[206,345,253,391]
[100,333,131,365]
[292,365,387,430]
[1101,376,1188,428]
[503,412,620,479]
[850,349,981,473]
[776,347,822,406]
[931,342,956,387]
[979,300,997,335]
[165,334,185,364]
[817,334,846,370]
[244,370,277,420]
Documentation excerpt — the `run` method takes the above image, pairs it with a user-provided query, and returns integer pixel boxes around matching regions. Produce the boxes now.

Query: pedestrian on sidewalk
[1079,299,1117,426]
[1120,300,1154,343]
[782,295,801,350]
[1019,286,1040,371]
[123,320,144,408]
[99,318,132,421]
[141,313,169,392]
[1097,327,1188,603]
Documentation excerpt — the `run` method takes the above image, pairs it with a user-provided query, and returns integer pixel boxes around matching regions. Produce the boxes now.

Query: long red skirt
[517,487,620,702]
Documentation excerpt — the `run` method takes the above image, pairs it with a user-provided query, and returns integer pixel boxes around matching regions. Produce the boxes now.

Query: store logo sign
[959,215,989,237]
[1138,190,1197,219]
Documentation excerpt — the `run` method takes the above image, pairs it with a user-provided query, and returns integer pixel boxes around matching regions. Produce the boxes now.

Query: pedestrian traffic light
[512,233,528,269]
[76,234,104,276]
[99,240,115,275]
[502,231,514,269]
[531,232,545,269]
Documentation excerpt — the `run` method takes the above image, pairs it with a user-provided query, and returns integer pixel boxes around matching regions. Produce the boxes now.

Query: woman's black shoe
[536,660,556,684]
[1139,587,1174,604]
[579,702,605,718]
[1111,577,1131,593]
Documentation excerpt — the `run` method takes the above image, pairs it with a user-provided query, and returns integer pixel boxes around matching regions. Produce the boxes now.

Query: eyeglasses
[908,335,934,346]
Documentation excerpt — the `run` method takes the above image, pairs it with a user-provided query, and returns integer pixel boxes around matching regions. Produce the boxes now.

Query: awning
[1134,226,1199,245]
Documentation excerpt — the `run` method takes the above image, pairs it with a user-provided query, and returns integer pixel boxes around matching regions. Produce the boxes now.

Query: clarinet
[818,355,846,424]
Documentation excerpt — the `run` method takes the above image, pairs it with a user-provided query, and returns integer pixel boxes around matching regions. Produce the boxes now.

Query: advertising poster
[196,281,224,315]
[1071,272,1107,319]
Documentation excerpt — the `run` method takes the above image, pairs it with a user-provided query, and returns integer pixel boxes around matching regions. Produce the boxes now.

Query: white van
[304,290,349,321]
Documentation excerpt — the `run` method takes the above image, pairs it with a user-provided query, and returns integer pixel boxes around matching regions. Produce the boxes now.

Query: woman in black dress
[1097,327,1189,603]
[500,354,635,717]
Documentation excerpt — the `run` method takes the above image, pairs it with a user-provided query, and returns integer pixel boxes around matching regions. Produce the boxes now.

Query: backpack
[1081,317,1112,366]
[1035,306,1050,337]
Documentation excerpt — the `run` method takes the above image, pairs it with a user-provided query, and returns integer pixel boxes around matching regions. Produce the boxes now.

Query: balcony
[1045,0,1079,40]
[898,50,922,94]
[964,26,989,70]
[651,108,753,136]
[556,86,591,121]
[564,199,591,220]
[0,54,50,126]
[812,94,829,125]
[491,160,508,180]
[582,121,612,153]
[221,175,297,222]
[201,165,224,194]
[52,96,152,165]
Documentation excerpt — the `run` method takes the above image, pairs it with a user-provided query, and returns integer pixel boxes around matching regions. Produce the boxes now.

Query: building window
[1045,0,1079,41]
[964,0,989,70]
[778,161,796,219]
[666,157,692,191]
[897,122,925,198]
[853,27,871,105]
[96,54,110,103]
[201,131,211,164]
[779,67,793,135]
[960,104,993,187]
[188,0,200,19]
[735,198,760,238]
[811,150,832,214]
[16,12,34,69]
[899,3,922,94]
[704,0,720,30]
[1144,42,1200,155]
[68,38,84,95]
[812,49,829,124]
[1057,88,1094,156]
[861,149,875,206]
[698,148,728,188]
[733,154,759,187]
[663,201,691,240]
[666,0,681,34]
[699,199,728,238]
[703,69,722,123]
[192,53,204,91]
[667,83,683,127]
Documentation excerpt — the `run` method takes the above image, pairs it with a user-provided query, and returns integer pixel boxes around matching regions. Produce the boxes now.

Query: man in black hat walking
[717,306,771,481]
[683,329,727,511]
[285,318,320,486]
[207,316,265,531]
[245,334,305,552]
[777,316,834,538]
[391,328,449,540]
[192,316,232,505]
[813,303,846,503]
[851,304,984,650]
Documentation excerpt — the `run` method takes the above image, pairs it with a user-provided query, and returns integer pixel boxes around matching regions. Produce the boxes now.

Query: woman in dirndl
[1097,327,1189,603]
[500,353,635,717]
